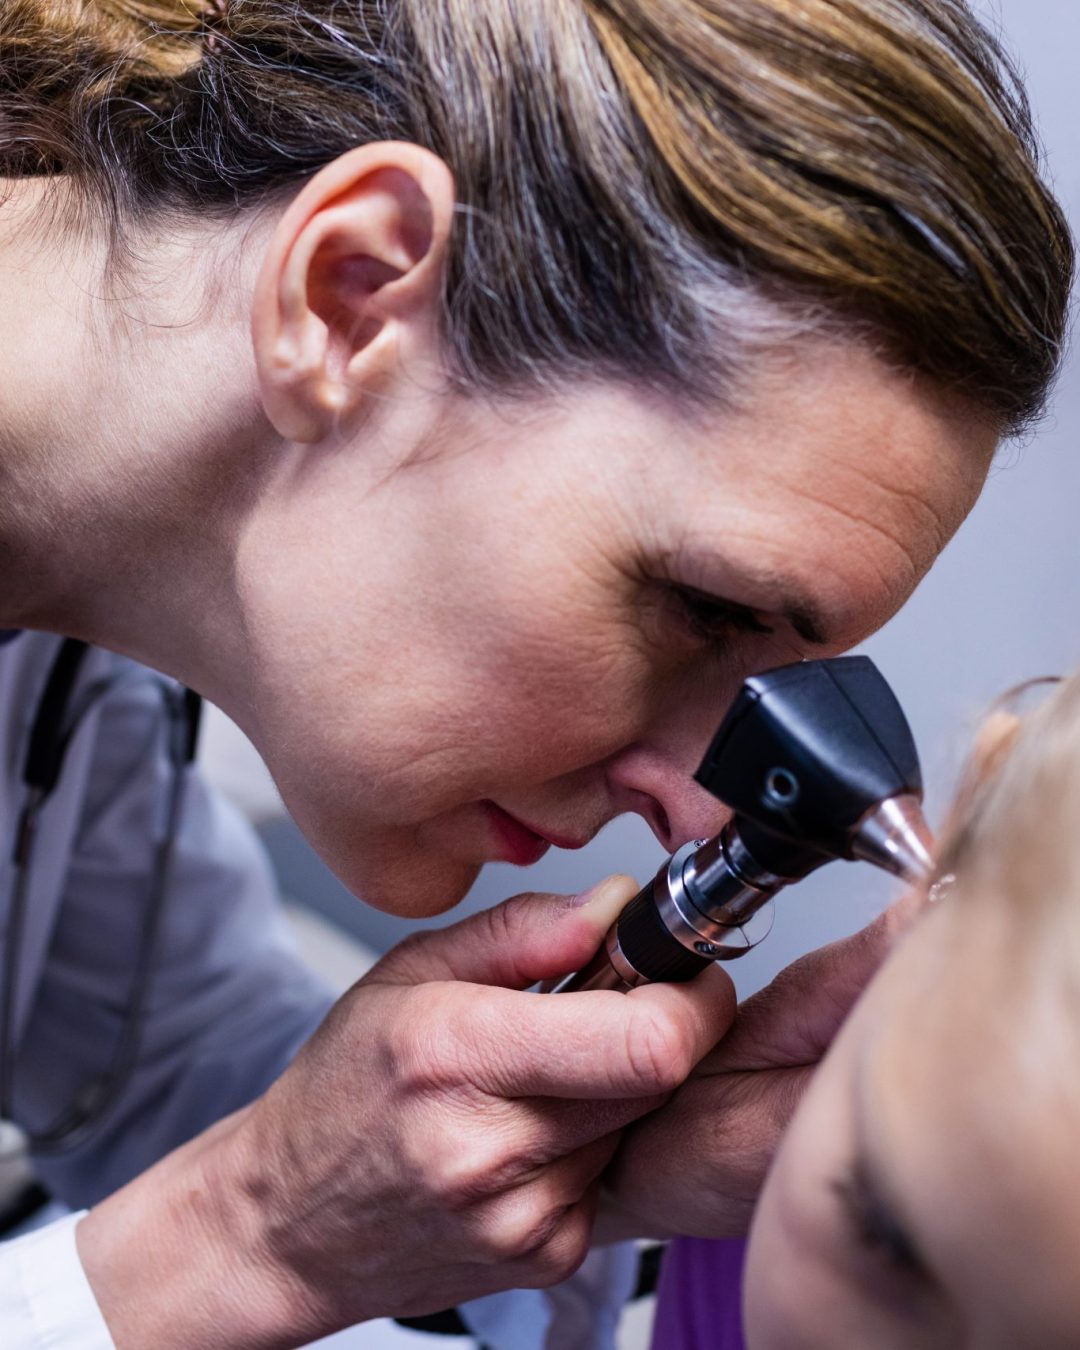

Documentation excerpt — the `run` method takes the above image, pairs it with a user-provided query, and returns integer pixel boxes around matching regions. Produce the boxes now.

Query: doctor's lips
[480,802,589,865]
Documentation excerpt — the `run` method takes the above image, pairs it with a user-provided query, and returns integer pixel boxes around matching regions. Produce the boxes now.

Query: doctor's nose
[604,742,729,853]
[602,664,751,850]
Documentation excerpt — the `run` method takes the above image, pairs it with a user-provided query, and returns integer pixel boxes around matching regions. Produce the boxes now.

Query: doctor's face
[238,339,994,915]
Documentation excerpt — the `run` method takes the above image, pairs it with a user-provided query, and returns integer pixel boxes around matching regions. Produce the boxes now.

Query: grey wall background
[267,0,1080,1000]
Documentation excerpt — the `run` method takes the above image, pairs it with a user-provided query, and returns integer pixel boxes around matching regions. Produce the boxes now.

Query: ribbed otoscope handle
[548,943,632,994]
[549,861,714,993]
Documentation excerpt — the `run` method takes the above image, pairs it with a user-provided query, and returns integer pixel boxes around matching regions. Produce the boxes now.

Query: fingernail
[569,874,635,908]
[569,880,604,908]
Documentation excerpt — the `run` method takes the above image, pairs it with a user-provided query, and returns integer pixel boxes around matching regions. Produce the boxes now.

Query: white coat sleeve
[8,663,337,1207]
[0,1212,115,1349]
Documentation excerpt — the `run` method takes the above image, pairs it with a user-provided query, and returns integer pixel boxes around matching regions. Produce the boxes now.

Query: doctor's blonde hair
[0,0,1072,424]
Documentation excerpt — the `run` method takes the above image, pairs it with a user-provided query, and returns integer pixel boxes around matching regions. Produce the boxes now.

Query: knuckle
[450,991,497,1054]
[478,893,523,949]
[527,1212,592,1286]
[420,1125,520,1210]
[392,988,462,1092]
[626,1008,695,1093]
[380,929,439,983]
[422,1137,490,1208]
[478,1201,564,1263]
[474,892,547,985]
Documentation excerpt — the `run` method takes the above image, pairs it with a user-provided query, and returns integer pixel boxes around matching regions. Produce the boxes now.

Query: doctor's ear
[252,143,455,444]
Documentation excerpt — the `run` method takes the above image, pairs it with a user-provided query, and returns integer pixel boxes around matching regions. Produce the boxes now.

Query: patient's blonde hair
[940,674,1080,936]
[0,0,1072,421]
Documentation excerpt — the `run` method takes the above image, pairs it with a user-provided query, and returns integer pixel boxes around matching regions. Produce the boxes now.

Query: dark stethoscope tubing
[1,638,201,1153]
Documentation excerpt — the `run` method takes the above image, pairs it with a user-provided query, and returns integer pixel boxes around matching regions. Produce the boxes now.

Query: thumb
[367,874,641,990]
[697,913,893,1075]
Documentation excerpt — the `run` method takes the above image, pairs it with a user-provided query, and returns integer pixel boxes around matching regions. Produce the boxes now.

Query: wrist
[593,1189,674,1246]
[77,1108,327,1350]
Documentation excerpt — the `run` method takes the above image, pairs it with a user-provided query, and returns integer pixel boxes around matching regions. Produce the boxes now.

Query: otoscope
[553,656,934,994]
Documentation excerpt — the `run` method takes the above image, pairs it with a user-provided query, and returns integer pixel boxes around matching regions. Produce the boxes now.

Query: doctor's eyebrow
[676,551,832,646]
[723,566,831,645]
[782,603,829,646]
[760,581,830,646]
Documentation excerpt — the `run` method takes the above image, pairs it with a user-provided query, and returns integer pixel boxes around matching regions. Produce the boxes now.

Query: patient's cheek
[744,1133,833,1338]
[744,1165,838,1349]
[744,1011,881,1341]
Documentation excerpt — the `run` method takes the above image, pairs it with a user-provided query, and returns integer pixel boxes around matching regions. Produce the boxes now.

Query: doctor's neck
[0,176,300,707]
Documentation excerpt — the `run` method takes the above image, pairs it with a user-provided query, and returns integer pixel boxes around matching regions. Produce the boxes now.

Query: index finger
[695,915,892,1076]
[449,966,736,1101]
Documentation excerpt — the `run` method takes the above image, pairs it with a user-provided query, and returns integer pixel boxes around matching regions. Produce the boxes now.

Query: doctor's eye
[665,584,775,647]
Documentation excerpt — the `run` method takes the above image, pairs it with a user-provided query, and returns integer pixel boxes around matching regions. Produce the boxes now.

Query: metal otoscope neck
[553,657,935,994]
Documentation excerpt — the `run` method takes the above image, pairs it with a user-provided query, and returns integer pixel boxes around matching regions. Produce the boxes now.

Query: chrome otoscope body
[551,832,778,993]
[553,657,935,995]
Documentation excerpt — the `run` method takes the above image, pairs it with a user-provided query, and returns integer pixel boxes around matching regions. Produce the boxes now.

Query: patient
[657,673,1080,1348]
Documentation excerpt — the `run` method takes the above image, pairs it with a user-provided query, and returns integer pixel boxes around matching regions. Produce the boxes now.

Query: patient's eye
[665,584,775,647]
[833,1162,928,1281]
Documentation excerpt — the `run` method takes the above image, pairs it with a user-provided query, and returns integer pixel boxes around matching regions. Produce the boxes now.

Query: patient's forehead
[866,907,1080,1342]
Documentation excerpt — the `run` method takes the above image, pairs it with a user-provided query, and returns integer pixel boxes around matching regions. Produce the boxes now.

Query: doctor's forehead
[640,343,993,522]
[650,357,993,585]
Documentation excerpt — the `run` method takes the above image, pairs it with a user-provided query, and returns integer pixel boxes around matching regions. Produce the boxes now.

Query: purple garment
[650,1238,748,1350]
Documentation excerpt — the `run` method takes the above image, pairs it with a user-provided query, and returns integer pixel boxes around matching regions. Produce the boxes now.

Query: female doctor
[0,0,1071,1347]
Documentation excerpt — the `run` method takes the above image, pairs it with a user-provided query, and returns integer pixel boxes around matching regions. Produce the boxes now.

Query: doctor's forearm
[77,1108,324,1350]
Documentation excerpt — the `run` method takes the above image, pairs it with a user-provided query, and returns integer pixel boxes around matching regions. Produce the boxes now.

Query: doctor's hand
[78,876,734,1350]
[598,713,1022,1245]
[596,893,922,1244]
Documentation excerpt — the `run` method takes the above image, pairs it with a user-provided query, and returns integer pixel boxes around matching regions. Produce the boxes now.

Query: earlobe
[252,144,455,444]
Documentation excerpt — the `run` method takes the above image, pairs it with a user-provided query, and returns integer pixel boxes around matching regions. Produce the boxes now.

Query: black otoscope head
[553,656,934,993]
[695,655,928,879]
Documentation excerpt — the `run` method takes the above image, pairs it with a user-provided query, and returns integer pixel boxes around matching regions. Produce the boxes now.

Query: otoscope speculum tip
[850,794,935,884]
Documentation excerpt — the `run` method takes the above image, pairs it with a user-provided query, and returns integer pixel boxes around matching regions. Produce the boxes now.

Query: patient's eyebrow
[837,1144,934,1279]
[834,1152,929,1279]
